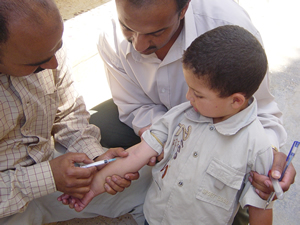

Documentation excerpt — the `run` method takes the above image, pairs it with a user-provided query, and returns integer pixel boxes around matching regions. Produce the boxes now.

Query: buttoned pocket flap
[206,158,244,190]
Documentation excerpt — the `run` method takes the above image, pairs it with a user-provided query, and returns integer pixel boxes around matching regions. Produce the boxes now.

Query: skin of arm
[248,206,272,225]
[61,140,158,211]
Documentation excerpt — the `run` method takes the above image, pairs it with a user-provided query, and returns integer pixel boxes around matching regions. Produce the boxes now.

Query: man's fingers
[279,163,296,191]
[271,151,287,179]
[147,156,157,166]
[255,188,272,201]
[157,151,164,162]
[104,182,118,195]
[72,167,96,179]
[96,147,128,162]
[124,172,140,181]
[249,172,272,194]
[65,152,94,165]
[112,174,132,187]
[104,176,126,193]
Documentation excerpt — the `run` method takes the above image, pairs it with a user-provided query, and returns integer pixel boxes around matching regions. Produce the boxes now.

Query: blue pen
[264,141,299,209]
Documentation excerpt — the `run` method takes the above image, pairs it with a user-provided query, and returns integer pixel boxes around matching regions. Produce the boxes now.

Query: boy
[60,25,273,224]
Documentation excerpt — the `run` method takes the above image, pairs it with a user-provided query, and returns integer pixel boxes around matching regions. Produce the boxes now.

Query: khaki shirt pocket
[196,157,245,211]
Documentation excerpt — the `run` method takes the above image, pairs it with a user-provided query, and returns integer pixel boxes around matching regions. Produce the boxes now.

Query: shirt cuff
[142,130,163,155]
[81,143,106,160]
[25,161,56,200]
[239,183,274,210]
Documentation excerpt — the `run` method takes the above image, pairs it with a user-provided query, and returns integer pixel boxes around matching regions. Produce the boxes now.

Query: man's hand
[148,151,164,166]
[50,152,97,199]
[97,147,140,194]
[249,151,296,200]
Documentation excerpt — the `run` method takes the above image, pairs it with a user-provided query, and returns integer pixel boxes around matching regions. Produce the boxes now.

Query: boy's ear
[231,93,246,109]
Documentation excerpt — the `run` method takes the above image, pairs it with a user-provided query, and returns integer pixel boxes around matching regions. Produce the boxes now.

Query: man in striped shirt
[0,0,143,224]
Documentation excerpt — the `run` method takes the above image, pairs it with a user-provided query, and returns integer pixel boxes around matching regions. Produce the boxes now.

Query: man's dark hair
[0,0,53,45]
[175,0,190,12]
[0,0,56,59]
[125,0,190,13]
[182,25,268,99]
[0,3,11,45]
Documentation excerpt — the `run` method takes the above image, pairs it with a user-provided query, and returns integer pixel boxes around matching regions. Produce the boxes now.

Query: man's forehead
[115,0,172,7]
[116,1,178,31]
[2,20,63,63]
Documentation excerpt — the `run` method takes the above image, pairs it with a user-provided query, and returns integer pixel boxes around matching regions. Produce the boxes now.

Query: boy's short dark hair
[182,25,268,99]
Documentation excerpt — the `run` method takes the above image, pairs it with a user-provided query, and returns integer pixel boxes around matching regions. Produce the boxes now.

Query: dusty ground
[55,0,110,20]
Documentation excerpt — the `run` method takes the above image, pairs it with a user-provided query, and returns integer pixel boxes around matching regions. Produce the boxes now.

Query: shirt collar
[183,2,198,50]
[185,97,258,136]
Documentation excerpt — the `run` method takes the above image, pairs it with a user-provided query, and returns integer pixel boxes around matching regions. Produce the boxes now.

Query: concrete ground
[51,0,300,224]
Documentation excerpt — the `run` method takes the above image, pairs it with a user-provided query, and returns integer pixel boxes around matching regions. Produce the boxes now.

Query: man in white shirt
[91,0,296,224]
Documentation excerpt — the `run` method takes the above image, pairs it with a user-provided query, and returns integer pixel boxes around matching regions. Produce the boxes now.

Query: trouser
[89,98,141,149]
[89,98,250,225]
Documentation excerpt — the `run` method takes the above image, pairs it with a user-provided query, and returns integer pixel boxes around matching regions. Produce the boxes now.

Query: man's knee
[89,98,140,148]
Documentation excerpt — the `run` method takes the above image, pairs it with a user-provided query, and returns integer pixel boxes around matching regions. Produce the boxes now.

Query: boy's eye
[194,92,203,98]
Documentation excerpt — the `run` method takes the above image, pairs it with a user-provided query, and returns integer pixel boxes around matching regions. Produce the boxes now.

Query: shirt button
[161,88,166,93]
[26,101,30,105]
[178,181,183,187]
[193,152,198,158]
[209,126,215,131]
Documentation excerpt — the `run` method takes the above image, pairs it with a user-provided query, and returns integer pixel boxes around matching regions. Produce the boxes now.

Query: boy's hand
[57,192,94,212]
[249,151,296,200]
[50,152,96,199]
[57,193,72,205]
[96,147,140,194]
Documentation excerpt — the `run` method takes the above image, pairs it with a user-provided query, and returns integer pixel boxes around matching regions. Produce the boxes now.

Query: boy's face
[184,67,235,123]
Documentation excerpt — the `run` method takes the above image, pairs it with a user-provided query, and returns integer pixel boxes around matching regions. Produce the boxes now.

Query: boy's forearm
[248,206,272,225]
[91,140,157,195]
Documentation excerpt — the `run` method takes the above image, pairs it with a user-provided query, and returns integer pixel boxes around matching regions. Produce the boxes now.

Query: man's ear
[179,1,190,20]
[231,93,246,109]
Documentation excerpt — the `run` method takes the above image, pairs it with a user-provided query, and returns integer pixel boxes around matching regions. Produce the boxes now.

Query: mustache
[128,40,156,52]
[33,67,45,73]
